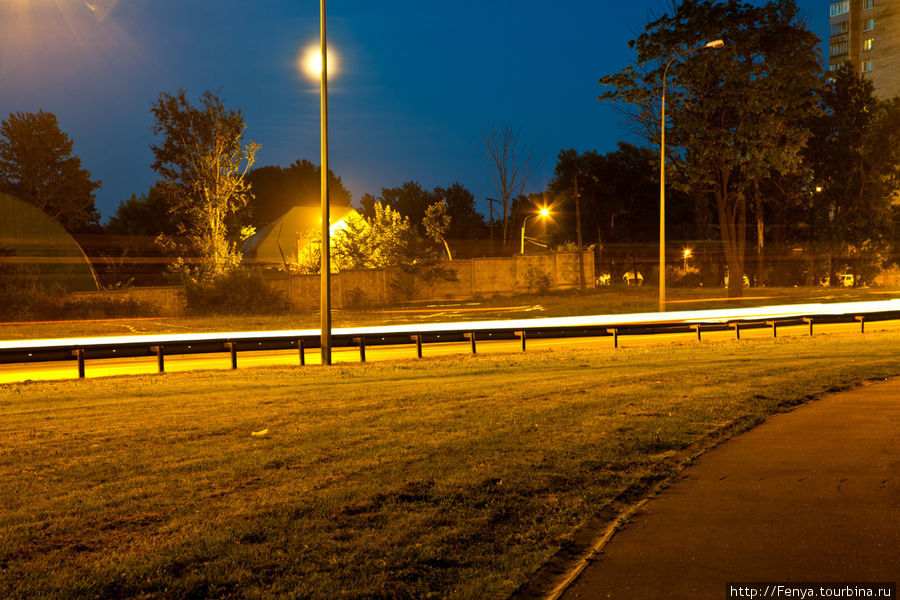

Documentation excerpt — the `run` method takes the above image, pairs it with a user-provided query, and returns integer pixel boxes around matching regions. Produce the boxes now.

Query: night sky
[0,0,828,222]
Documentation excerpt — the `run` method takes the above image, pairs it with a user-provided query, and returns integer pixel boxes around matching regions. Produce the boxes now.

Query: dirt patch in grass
[0,331,898,598]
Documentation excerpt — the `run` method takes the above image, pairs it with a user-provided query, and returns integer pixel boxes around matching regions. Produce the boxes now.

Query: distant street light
[659,39,724,312]
[521,207,550,254]
[683,247,693,270]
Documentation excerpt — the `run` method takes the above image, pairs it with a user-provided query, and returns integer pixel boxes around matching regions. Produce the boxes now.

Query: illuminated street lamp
[521,207,550,254]
[659,39,724,312]
[682,247,693,270]
[300,1,337,364]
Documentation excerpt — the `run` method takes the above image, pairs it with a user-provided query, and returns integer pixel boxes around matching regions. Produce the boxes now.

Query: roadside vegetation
[1,331,898,599]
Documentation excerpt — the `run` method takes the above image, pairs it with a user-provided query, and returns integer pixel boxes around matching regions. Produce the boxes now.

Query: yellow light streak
[3,299,899,352]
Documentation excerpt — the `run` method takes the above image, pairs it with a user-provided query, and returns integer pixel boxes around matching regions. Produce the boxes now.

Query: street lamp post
[318,0,332,364]
[521,208,550,254]
[659,39,723,312]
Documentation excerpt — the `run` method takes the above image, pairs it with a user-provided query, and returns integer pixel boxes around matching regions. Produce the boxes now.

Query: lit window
[830,22,849,36]
[864,38,874,51]
[864,18,875,31]
[862,60,874,73]
[829,1,850,17]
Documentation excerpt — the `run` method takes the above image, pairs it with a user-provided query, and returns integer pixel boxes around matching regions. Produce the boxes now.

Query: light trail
[2,298,899,353]
[2,318,898,385]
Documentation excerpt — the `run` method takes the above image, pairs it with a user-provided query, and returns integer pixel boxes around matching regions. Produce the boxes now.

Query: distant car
[595,273,611,286]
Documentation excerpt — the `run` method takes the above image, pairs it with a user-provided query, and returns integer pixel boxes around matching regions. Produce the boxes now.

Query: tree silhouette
[0,110,100,232]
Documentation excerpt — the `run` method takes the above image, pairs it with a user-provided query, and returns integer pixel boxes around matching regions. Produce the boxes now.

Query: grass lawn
[1,285,896,341]
[1,330,898,598]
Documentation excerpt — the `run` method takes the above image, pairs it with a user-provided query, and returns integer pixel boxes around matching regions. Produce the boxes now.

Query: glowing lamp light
[539,207,550,217]
[299,44,338,80]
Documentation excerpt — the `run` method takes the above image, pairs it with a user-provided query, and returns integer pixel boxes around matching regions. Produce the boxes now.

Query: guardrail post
[613,328,618,349]
[733,322,741,340]
[151,346,165,373]
[767,321,777,338]
[694,325,702,342]
[411,335,423,358]
[227,343,237,370]
[73,348,85,379]
[465,332,477,354]
[804,317,814,336]
[298,339,306,366]
[517,330,527,352]
[354,337,366,362]
[856,315,865,333]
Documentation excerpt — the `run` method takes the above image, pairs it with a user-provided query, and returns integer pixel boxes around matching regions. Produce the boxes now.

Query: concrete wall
[65,251,594,313]
[277,250,595,309]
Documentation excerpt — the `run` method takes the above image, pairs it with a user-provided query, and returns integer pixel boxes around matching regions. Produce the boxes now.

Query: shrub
[524,266,552,294]
[180,268,292,316]
[666,264,702,287]
[0,288,158,322]
[344,287,370,309]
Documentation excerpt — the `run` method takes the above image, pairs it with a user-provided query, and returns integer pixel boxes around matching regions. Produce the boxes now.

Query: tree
[424,200,452,260]
[548,143,664,247]
[363,181,433,234]
[599,0,821,297]
[433,182,485,239]
[481,124,537,248]
[361,181,485,240]
[801,65,900,284]
[243,160,352,228]
[150,90,260,281]
[0,110,100,232]
[331,202,416,270]
[105,185,176,237]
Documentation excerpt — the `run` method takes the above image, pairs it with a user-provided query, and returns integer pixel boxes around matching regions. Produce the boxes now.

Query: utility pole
[486,197,498,256]
[574,173,585,291]
[318,0,332,364]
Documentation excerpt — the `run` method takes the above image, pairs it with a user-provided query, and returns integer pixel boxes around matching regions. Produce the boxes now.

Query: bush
[524,266,552,294]
[345,287,370,309]
[0,288,158,322]
[180,268,292,316]
[666,264,702,287]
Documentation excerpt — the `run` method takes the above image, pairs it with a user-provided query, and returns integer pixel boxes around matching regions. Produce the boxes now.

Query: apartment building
[829,0,900,98]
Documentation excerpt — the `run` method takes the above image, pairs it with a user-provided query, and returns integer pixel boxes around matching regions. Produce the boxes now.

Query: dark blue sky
[0,0,828,221]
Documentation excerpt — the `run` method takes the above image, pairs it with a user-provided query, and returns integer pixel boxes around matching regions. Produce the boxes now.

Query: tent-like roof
[242,205,359,265]
[0,192,99,292]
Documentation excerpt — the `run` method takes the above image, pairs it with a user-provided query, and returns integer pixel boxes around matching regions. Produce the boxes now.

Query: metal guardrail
[1,299,899,379]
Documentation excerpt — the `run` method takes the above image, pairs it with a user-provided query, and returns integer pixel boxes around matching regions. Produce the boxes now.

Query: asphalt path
[558,377,900,600]
[2,318,898,385]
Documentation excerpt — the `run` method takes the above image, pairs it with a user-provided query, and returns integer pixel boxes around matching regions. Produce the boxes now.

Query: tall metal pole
[574,172,585,292]
[659,86,666,313]
[521,215,530,254]
[319,0,332,365]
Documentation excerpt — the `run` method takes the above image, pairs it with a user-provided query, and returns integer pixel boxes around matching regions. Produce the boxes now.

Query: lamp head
[539,207,550,217]
[705,39,725,49]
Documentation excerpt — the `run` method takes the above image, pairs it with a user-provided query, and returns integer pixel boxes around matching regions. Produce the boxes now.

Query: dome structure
[0,192,99,292]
